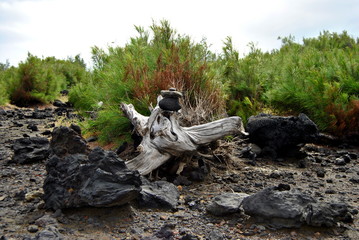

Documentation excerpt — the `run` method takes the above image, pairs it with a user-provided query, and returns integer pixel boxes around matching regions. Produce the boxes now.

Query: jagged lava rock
[49,125,89,156]
[12,137,49,164]
[43,126,141,210]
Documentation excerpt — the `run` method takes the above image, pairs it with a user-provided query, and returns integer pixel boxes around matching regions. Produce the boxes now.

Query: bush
[70,20,227,144]
[0,65,16,105]
[0,54,89,107]
[225,30,359,136]
[221,39,268,123]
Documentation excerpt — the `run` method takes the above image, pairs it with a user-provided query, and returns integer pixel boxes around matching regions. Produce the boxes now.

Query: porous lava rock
[246,113,318,157]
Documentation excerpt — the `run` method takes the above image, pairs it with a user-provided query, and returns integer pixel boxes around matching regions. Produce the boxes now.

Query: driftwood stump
[121,92,247,175]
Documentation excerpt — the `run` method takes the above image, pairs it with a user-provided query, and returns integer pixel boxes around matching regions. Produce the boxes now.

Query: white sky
[1,0,358,67]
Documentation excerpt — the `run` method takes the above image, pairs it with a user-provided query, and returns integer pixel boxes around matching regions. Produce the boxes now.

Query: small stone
[27,224,39,233]
[155,224,175,238]
[349,178,359,184]
[160,89,183,98]
[348,152,357,159]
[298,159,307,168]
[27,123,38,131]
[335,158,346,166]
[314,232,321,238]
[269,171,282,179]
[342,154,351,163]
[25,190,44,201]
[180,233,199,240]
[86,136,98,142]
[42,130,52,136]
[325,189,336,194]
[274,183,291,191]
[34,226,64,240]
[35,215,58,227]
[207,230,224,240]
[316,168,325,178]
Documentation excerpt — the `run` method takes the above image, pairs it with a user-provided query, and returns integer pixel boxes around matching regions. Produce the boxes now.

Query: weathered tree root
[121,101,247,175]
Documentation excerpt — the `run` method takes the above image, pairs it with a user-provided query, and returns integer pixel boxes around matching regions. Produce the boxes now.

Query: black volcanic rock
[49,125,89,157]
[12,137,49,164]
[246,113,318,157]
[43,126,141,210]
[242,185,354,228]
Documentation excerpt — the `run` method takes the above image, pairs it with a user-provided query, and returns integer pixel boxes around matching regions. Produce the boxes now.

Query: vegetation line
[1,21,358,145]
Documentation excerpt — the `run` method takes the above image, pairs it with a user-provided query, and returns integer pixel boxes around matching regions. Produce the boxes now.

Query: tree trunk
[120,101,247,175]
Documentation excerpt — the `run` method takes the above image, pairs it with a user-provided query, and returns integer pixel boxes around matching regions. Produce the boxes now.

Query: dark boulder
[43,126,141,210]
[246,113,318,157]
[44,147,141,210]
[242,185,354,228]
[12,137,49,164]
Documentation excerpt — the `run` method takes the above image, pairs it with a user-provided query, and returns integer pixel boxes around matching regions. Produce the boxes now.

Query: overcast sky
[1,0,358,67]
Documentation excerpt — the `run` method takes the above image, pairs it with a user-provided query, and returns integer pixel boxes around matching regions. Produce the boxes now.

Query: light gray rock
[207,192,249,216]
[139,178,179,210]
[33,226,64,240]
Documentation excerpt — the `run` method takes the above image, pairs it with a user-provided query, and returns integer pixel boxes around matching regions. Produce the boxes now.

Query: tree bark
[120,101,247,175]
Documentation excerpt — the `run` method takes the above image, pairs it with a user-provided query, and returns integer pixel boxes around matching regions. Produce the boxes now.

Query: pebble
[25,190,44,202]
[325,189,336,194]
[27,225,39,233]
[335,157,346,166]
[316,168,326,178]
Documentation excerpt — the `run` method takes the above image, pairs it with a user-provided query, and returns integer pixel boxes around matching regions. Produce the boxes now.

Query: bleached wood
[121,99,247,175]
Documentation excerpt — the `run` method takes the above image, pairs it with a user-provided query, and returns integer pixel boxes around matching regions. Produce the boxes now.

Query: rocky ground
[0,104,358,240]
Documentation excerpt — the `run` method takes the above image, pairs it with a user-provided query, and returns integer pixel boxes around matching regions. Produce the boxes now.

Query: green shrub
[221,39,267,123]
[225,30,359,136]
[263,31,359,132]
[1,54,89,107]
[71,20,227,144]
